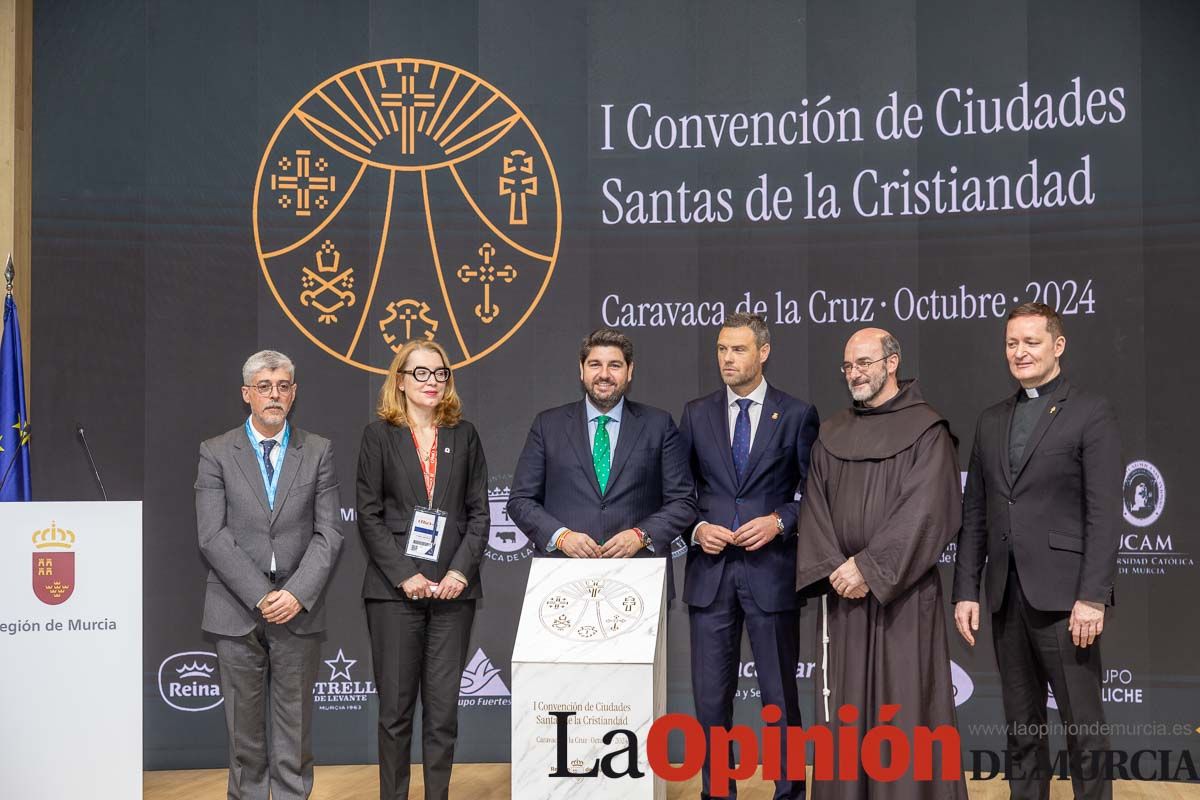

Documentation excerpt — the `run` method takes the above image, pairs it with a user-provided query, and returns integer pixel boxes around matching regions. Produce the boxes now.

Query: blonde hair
[377,340,463,428]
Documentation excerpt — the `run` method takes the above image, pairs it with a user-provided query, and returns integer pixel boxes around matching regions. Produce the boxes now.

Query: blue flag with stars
[0,293,31,501]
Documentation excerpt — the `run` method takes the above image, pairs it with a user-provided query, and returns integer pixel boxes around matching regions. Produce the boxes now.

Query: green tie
[593,415,612,494]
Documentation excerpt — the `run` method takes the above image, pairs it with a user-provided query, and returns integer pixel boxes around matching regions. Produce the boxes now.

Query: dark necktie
[731,399,753,527]
[261,439,277,484]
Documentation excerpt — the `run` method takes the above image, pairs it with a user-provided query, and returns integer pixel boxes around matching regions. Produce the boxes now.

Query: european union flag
[0,293,31,501]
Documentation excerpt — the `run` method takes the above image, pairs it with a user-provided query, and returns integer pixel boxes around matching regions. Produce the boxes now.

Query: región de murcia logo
[253,59,562,373]
[32,521,75,605]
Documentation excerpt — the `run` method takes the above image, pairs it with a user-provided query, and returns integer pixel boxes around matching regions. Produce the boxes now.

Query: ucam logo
[950,661,974,707]
[158,651,223,712]
[1123,461,1165,528]
[1117,460,1193,576]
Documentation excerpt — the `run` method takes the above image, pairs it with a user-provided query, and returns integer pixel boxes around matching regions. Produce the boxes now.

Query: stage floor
[143,764,1199,798]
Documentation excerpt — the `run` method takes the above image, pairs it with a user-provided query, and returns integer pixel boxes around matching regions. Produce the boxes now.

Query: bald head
[842,328,901,407]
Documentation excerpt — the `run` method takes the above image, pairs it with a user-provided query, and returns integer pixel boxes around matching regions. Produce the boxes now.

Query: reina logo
[158,651,223,712]
[32,521,75,605]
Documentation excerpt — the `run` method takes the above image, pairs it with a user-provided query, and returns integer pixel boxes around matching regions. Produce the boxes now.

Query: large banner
[31,0,1199,775]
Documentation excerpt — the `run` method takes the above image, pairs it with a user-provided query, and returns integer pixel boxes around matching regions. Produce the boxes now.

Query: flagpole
[0,252,31,498]
[0,421,29,492]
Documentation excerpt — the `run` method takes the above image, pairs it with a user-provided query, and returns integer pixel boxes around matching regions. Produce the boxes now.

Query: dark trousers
[689,556,805,800]
[993,563,1110,800]
[366,598,476,800]
[215,620,320,800]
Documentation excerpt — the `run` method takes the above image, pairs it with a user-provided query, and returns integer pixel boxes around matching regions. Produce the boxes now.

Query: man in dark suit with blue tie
[508,328,695,582]
[678,313,819,800]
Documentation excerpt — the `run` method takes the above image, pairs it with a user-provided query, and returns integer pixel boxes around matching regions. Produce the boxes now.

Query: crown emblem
[487,486,512,498]
[32,521,76,550]
[176,662,216,679]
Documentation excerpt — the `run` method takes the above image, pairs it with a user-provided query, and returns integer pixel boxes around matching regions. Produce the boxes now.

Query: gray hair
[242,350,295,385]
[881,333,901,375]
[722,312,770,348]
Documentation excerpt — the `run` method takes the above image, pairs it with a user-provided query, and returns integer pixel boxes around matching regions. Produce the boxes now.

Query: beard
[721,365,758,391]
[581,377,630,411]
[848,368,887,403]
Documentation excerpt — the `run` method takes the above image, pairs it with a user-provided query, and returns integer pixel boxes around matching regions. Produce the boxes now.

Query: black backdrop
[30,0,1200,773]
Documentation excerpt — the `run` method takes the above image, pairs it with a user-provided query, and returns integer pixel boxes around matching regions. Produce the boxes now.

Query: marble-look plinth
[511,558,667,799]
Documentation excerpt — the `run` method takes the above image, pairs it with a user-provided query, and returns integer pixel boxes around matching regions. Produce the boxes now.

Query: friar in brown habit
[796,328,967,800]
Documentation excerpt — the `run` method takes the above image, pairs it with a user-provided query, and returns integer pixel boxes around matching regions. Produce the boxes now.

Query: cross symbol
[380,64,435,155]
[456,243,517,324]
[270,150,336,218]
[499,149,538,225]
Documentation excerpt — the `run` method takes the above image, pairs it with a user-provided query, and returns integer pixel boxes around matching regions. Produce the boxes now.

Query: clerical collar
[1020,373,1063,399]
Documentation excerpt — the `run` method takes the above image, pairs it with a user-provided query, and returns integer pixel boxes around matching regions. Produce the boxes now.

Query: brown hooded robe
[796,380,967,800]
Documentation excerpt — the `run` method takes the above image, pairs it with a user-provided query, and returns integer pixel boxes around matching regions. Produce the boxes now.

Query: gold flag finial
[4,253,12,297]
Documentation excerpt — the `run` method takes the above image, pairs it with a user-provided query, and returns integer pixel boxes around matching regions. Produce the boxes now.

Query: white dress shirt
[550,397,626,550]
[693,378,769,540]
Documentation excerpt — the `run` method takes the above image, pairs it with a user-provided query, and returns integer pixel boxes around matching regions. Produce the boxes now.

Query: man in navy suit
[679,313,819,800]
[508,328,695,586]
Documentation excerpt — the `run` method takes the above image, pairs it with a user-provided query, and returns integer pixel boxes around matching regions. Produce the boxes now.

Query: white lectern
[0,502,142,799]
[511,557,667,799]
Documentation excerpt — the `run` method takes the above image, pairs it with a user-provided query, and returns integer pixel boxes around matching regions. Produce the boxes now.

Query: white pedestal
[511,557,667,800]
[0,502,142,800]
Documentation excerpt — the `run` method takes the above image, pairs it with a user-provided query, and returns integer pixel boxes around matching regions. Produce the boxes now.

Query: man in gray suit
[196,350,342,800]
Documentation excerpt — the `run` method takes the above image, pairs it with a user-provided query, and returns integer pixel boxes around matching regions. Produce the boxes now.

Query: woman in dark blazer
[356,339,489,800]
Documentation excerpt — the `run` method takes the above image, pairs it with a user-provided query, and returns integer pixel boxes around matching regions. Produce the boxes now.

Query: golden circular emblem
[253,59,561,373]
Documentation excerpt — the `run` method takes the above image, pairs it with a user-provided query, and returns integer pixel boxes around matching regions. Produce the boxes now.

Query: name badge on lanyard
[406,428,446,562]
[245,420,290,510]
[407,507,448,562]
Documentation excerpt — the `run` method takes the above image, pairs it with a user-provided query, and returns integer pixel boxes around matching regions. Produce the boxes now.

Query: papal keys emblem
[253,59,562,373]
[32,521,76,605]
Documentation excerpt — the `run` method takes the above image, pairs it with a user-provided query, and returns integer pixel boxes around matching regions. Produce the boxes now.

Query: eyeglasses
[402,367,451,383]
[246,381,295,396]
[838,355,891,376]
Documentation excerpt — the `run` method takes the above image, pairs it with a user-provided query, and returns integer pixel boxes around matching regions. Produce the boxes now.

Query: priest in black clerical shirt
[953,303,1121,800]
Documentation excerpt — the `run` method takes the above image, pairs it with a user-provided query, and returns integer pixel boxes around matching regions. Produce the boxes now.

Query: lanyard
[245,419,290,510]
[410,427,438,504]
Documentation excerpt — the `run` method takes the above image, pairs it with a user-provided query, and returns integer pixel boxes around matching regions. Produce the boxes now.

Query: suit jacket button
[600,502,607,510]
[735,498,743,505]
[1001,534,1008,541]
[1008,499,1014,505]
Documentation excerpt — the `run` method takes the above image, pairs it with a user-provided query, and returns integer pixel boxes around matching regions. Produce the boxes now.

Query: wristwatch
[773,513,785,534]
[633,527,652,549]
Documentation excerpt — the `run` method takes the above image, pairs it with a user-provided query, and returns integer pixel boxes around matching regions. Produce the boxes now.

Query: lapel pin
[1050,406,1057,414]
[444,447,451,453]
[771,412,780,420]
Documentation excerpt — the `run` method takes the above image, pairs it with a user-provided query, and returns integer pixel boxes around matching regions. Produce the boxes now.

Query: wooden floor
[143,764,1199,798]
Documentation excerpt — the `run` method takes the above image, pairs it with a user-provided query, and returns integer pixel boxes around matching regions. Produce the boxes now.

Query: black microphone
[76,423,108,501]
